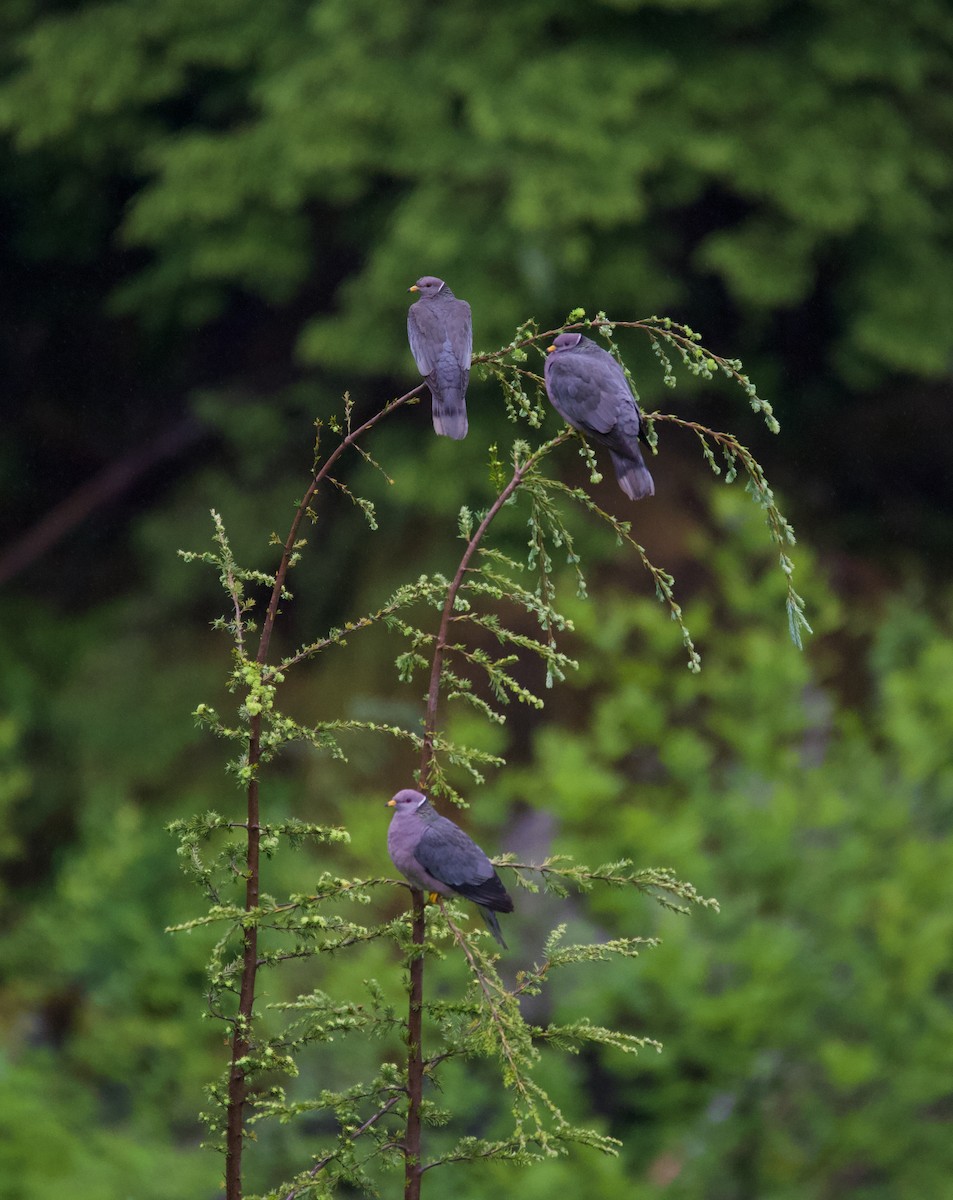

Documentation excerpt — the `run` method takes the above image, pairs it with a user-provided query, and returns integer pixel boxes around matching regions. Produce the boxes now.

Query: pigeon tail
[431,389,469,439]
[479,905,508,949]
[609,449,655,501]
[430,352,469,439]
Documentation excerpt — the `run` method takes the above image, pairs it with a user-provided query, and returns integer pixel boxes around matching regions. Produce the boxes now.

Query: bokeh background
[2,1,953,1196]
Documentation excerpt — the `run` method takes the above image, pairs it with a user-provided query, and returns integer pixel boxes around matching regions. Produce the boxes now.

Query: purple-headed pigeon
[407,276,472,440]
[386,788,513,948]
[544,332,655,500]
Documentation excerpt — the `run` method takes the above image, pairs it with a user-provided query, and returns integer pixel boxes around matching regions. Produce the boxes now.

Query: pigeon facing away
[544,332,655,500]
[386,788,513,948]
[407,276,472,440]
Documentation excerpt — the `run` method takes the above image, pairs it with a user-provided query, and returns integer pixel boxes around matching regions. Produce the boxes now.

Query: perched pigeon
[407,276,472,440]
[544,332,655,500]
[386,788,513,948]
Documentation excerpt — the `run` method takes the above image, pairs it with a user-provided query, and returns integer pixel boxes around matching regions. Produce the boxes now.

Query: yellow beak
[386,798,397,807]
[546,343,556,353]
[408,285,419,293]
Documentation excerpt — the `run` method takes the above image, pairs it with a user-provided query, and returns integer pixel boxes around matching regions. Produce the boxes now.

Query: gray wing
[446,299,472,371]
[545,348,636,439]
[408,302,438,375]
[416,818,493,887]
[408,298,472,376]
[416,817,512,911]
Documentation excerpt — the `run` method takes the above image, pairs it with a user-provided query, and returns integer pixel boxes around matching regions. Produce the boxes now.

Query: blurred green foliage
[487,491,953,1197]
[3,0,953,381]
[3,463,953,1196]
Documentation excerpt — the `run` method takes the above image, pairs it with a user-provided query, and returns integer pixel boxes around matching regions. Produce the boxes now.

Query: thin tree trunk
[225,715,262,1200]
[403,435,568,1199]
[221,387,422,1198]
[403,888,426,1200]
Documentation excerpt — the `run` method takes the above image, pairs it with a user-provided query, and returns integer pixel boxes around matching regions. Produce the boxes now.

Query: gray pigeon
[407,276,472,440]
[544,332,655,500]
[386,788,513,948]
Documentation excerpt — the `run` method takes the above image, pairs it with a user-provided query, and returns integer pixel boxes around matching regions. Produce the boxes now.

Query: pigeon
[407,276,472,440]
[386,788,513,948]
[544,332,655,500]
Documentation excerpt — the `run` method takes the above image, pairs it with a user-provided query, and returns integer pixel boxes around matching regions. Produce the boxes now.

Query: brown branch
[257,385,423,669]
[649,411,794,547]
[396,435,569,1200]
[474,316,732,371]
[271,588,420,679]
[436,900,529,1103]
[403,887,427,1200]
[223,385,421,1200]
[418,432,571,778]
[224,709,261,1200]
[223,556,248,660]
[0,415,205,586]
[282,1092,402,1200]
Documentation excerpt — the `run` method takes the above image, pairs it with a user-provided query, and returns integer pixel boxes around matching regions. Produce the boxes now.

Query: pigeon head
[387,788,429,812]
[408,276,446,296]
[547,332,584,354]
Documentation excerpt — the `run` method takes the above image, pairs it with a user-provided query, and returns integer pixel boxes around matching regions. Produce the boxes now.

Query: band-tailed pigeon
[386,788,513,948]
[544,332,655,500]
[407,276,472,440]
